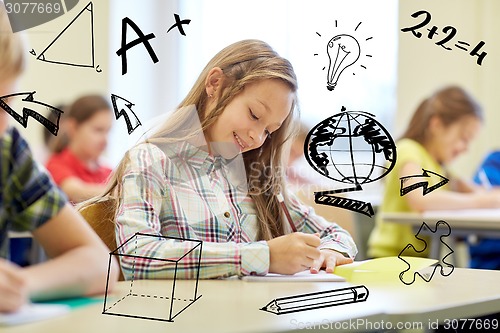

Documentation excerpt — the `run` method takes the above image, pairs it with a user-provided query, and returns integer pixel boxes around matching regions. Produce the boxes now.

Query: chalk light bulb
[326,34,360,91]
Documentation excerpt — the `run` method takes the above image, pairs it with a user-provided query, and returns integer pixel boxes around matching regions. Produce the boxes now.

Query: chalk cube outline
[102,232,203,322]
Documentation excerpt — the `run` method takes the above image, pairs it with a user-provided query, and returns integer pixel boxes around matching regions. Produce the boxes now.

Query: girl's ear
[427,115,447,144]
[65,118,78,137]
[429,115,445,133]
[205,67,225,98]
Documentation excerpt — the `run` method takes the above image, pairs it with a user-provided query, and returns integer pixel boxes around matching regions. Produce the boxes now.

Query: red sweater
[46,148,112,186]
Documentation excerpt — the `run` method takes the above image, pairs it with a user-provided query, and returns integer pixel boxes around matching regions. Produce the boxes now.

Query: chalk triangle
[37,2,94,68]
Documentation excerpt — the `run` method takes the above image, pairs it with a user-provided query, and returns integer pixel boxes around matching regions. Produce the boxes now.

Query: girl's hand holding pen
[267,232,321,275]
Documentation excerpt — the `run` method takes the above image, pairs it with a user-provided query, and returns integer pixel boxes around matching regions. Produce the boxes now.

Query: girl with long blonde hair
[92,39,356,279]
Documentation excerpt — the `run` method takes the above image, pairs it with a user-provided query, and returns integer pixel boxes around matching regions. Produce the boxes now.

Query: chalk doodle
[261,285,369,315]
[314,20,373,91]
[116,13,191,75]
[0,91,63,136]
[400,168,449,196]
[398,220,454,285]
[304,106,396,217]
[110,94,142,135]
[31,2,100,72]
[167,13,191,36]
[401,9,487,65]
[102,232,203,322]
[116,17,159,75]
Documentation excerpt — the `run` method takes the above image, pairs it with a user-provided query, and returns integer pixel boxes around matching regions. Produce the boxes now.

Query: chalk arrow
[110,94,141,135]
[0,92,63,136]
[400,169,449,196]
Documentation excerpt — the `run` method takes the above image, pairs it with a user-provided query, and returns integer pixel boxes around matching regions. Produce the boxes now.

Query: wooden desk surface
[4,268,500,333]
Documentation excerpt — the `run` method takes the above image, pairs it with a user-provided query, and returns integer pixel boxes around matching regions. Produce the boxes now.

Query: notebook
[0,303,70,326]
[241,269,346,282]
[333,256,438,283]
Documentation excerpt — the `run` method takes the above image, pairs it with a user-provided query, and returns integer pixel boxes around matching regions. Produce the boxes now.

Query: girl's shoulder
[396,138,425,152]
[127,141,201,172]
[130,142,166,156]
[396,138,430,157]
[130,141,197,161]
[395,138,437,167]
[126,142,170,170]
[45,148,73,165]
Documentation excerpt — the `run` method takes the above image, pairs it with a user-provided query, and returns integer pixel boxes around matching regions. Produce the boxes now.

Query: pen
[276,192,297,232]
[478,169,492,190]
[260,285,369,315]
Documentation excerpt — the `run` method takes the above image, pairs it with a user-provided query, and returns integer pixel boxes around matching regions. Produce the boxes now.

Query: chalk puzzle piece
[398,220,454,285]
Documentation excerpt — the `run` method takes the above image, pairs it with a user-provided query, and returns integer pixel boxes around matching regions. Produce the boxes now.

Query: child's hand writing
[0,259,28,313]
[310,249,353,274]
[267,232,321,275]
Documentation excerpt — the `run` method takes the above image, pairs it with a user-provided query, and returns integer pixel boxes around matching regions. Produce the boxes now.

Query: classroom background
[8,0,500,263]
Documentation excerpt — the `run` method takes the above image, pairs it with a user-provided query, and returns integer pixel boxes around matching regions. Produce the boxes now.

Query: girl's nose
[249,129,266,147]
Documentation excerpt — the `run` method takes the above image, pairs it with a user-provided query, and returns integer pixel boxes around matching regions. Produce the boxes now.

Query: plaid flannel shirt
[115,141,357,279]
[0,127,66,259]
